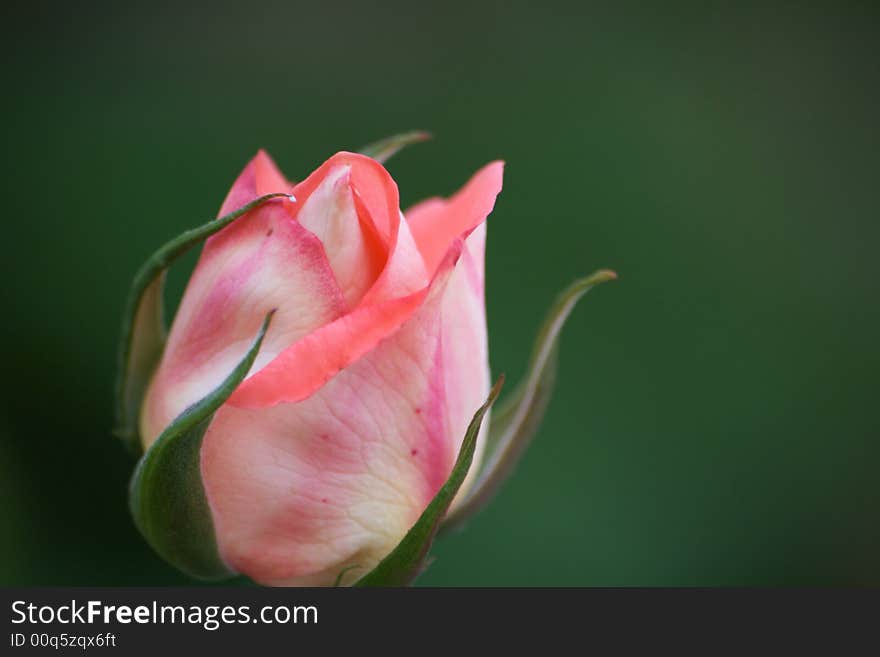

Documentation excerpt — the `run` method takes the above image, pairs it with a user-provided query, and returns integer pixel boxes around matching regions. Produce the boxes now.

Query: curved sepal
[442,270,617,533]
[358,131,431,164]
[128,311,274,580]
[113,193,291,455]
[354,377,504,587]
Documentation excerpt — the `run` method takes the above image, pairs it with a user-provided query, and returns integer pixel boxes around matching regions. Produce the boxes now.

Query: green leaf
[358,131,432,164]
[128,311,274,580]
[441,270,617,534]
[354,377,505,587]
[113,192,291,455]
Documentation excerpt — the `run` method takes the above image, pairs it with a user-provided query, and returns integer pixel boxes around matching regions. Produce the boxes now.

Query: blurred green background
[1,0,877,586]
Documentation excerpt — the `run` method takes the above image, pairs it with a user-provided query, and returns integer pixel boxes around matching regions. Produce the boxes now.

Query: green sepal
[354,377,504,587]
[358,131,431,164]
[128,311,274,581]
[113,192,291,455]
[442,270,617,533]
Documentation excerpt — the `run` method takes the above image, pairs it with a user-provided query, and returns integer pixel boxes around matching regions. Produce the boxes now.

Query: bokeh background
[1,0,877,586]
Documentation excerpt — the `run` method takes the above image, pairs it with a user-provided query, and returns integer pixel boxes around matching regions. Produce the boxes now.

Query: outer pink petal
[406,161,504,276]
[228,283,426,408]
[202,245,467,586]
[218,150,294,217]
[140,201,346,448]
[438,222,492,510]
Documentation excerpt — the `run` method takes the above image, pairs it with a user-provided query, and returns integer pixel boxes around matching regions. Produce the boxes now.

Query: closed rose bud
[138,150,504,586]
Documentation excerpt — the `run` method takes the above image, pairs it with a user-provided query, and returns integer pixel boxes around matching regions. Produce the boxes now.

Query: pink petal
[406,161,504,276]
[228,154,430,409]
[296,164,385,309]
[293,152,428,306]
[202,245,472,586]
[228,280,428,408]
[438,222,492,509]
[140,201,346,447]
[218,150,294,217]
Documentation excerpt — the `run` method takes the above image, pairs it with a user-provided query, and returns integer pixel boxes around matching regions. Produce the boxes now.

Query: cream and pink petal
[438,222,492,510]
[140,200,346,447]
[294,152,428,307]
[201,246,466,586]
[296,164,385,310]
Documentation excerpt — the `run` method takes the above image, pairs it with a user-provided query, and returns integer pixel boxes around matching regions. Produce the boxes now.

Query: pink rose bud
[139,150,504,585]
